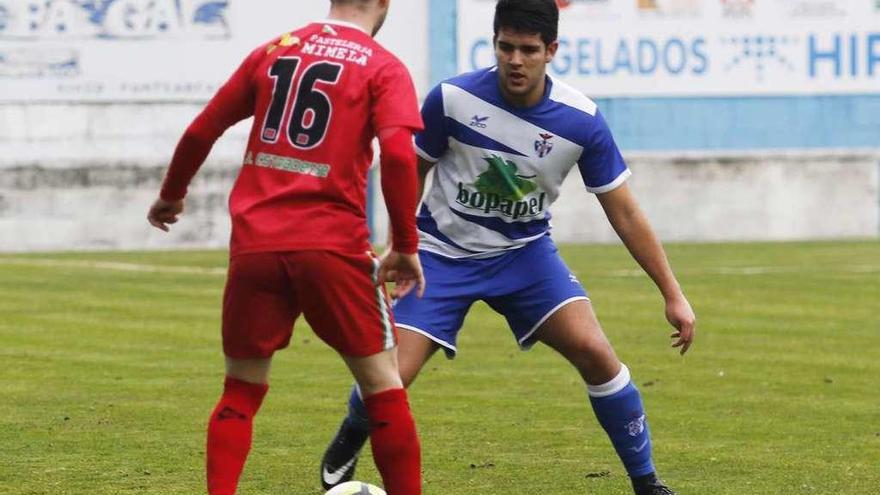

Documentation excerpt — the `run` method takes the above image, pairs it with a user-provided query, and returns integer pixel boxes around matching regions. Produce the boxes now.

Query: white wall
[1,145,877,252]
[552,152,880,243]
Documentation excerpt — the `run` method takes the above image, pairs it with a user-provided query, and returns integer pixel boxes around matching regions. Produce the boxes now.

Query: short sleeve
[413,83,448,162]
[577,110,631,194]
[370,59,424,133]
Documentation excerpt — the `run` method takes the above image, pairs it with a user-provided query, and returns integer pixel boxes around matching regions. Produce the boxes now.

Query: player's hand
[665,293,696,355]
[376,250,426,299]
[147,197,184,232]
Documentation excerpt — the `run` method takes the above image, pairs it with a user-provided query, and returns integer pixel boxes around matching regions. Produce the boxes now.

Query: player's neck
[327,7,378,37]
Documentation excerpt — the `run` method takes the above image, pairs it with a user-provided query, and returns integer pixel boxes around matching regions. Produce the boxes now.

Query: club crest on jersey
[535,133,554,158]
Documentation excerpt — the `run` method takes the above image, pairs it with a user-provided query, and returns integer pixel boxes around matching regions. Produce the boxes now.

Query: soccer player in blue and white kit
[320,1,696,493]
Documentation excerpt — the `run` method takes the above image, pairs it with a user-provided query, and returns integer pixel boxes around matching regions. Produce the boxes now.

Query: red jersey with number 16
[161,20,423,256]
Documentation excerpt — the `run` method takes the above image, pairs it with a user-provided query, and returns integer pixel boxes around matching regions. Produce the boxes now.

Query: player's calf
[587,364,677,494]
[363,388,421,495]
[206,376,269,495]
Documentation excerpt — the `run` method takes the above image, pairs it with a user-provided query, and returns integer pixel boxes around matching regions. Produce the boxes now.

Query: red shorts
[221,250,397,359]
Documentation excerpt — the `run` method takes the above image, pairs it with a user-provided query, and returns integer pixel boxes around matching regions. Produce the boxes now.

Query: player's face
[494,28,558,107]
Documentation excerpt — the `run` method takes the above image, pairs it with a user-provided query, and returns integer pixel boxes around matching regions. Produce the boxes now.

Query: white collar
[316,18,369,35]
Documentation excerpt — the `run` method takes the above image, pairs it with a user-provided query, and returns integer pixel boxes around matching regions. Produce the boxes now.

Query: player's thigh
[397,328,441,387]
[286,251,395,358]
[484,237,590,349]
[391,250,479,359]
[222,252,299,360]
[534,299,620,385]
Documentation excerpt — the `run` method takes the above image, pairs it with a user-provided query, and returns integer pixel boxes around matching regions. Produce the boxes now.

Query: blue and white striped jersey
[414,67,630,258]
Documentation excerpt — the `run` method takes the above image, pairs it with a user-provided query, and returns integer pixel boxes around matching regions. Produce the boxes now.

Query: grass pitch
[1,241,878,494]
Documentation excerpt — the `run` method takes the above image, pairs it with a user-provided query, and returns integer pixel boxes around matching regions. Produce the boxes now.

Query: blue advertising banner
[460,0,880,96]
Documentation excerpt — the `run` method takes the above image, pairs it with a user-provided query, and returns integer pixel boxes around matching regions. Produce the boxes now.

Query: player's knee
[359,380,404,398]
[224,357,272,384]
[562,340,619,383]
[355,366,405,397]
[398,357,429,387]
[566,336,610,360]
[344,349,405,396]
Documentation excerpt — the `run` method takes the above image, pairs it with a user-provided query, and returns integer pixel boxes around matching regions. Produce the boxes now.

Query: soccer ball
[324,481,387,495]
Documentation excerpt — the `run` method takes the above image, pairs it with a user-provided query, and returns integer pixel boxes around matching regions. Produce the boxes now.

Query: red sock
[364,388,421,495]
[206,377,269,495]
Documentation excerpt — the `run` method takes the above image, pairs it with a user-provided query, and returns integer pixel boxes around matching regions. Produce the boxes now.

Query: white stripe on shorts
[369,254,394,350]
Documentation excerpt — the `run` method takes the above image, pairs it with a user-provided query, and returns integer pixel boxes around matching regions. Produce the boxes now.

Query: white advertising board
[459,0,880,96]
[0,0,427,101]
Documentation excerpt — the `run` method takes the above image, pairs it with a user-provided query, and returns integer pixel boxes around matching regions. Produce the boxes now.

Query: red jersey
[161,20,423,256]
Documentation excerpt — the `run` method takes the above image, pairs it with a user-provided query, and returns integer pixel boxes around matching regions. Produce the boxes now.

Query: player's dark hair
[493,0,559,46]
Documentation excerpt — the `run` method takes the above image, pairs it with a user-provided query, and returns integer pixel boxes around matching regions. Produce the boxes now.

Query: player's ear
[545,40,559,63]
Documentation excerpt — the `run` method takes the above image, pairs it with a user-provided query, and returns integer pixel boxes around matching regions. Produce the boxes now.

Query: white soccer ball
[324,481,387,495]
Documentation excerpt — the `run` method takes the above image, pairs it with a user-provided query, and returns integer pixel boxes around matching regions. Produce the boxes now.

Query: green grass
[1,240,878,494]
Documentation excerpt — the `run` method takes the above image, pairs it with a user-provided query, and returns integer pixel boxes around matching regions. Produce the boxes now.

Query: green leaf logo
[474,155,537,201]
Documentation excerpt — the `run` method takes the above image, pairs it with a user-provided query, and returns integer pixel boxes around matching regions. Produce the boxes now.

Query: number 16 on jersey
[262,57,343,150]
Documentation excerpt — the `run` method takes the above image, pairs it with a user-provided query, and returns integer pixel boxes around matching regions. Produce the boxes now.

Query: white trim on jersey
[415,144,440,163]
[547,76,598,116]
[587,168,632,194]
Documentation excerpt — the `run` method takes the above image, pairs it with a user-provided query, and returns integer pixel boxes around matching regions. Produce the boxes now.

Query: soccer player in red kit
[146,1,424,494]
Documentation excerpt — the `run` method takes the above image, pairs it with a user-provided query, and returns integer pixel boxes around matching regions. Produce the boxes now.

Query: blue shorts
[392,235,589,358]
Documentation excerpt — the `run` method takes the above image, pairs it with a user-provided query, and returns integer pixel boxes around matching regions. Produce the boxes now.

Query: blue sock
[588,364,655,478]
[345,385,371,432]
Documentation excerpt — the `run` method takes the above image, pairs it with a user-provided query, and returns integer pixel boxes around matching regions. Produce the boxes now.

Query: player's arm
[596,184,696,354]
[580,110,695,353]
[383,156,434,247]
[369,59,435,298]
[382,78,445,248]
[147,48,261,232]
[376,126,425,298]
